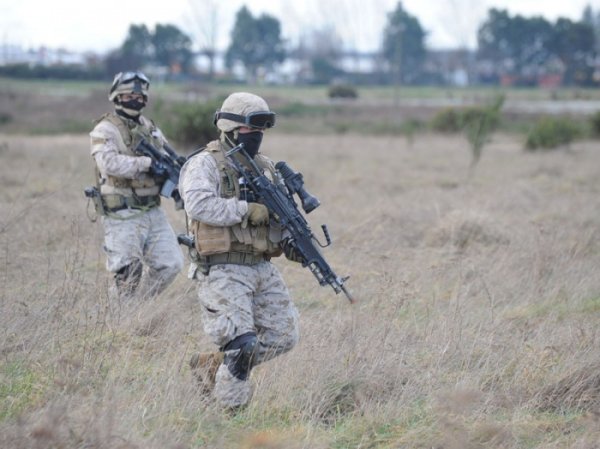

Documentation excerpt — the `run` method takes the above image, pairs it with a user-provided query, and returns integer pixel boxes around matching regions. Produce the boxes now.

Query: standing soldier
[89,71,184,301]
[179,92,301,410]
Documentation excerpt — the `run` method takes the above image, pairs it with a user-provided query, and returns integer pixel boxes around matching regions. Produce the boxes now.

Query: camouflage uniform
[90,72,183,300]
[180,138,300,409]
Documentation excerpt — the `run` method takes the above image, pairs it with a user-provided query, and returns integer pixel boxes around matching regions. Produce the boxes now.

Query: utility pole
[392,23,404,108]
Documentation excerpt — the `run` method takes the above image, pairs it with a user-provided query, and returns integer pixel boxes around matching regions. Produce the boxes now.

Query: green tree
[477,8,596,86]
[105,24,153,74]
[122,24,154,62]
[582,4,600,53]
[152,24,194,73]
[550,18,596,85]
[225,6,286,81]
[382,2,426,85]
[105,23,194,76]
[478,9,554,80]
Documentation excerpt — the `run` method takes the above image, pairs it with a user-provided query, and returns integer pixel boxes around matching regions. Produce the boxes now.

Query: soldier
[89,71,184,301]
[179,92,301,409]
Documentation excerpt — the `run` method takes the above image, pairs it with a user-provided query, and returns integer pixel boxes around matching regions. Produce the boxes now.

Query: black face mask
[120,98,146,111]
[237,131,263,158]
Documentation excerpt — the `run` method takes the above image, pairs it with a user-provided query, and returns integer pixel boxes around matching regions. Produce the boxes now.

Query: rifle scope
[275,161,320,214]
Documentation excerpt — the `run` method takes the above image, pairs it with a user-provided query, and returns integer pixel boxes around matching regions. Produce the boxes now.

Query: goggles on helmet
[214,111,276,129]
[110,71,150,95]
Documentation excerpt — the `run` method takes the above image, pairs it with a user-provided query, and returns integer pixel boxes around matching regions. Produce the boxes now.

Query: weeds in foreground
[0,133,599,448]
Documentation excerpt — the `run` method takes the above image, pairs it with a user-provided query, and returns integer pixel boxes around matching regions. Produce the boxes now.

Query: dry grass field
[1,110,600,447]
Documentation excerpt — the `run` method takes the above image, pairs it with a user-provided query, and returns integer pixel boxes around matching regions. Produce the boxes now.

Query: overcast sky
[1,0,597,53]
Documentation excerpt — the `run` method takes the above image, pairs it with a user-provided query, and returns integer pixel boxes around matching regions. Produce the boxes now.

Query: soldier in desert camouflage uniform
[179,92,301,409]
[89,71,184,301]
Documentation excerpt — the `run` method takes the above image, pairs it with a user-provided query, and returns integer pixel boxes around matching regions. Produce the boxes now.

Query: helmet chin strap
[222,130,239,148]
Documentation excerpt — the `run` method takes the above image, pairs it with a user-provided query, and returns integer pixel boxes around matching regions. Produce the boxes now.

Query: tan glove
[246,203,269,226]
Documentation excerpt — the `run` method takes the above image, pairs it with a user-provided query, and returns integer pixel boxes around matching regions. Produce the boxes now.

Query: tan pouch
[191,221,231,255]
[231,224,253,246]
[252,227,269,253]
[102,194,125,209]
[130,176,156,188]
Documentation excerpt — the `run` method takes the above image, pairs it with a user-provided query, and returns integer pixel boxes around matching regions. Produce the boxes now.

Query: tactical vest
[94,113,164,198]
[190,141,284,258]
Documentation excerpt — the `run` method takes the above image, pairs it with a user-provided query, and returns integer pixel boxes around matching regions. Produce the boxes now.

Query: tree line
[1,2,599,87]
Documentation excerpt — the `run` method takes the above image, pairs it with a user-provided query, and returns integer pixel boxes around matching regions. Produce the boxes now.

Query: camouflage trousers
[102,207,184,300]
[192,261,300,408]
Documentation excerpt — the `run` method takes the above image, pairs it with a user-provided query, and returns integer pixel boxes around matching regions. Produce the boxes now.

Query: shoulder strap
[93,112,111,126]
[100,112,134,147]
[187,146,206,160]
[206,143,239,198]
[255,154,281,183]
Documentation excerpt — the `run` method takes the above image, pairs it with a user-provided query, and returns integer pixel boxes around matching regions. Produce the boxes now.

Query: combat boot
[189,351,224,395]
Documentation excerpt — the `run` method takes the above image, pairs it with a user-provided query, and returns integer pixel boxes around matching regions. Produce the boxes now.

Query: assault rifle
[134,139,186,209]
[226,144,355,304]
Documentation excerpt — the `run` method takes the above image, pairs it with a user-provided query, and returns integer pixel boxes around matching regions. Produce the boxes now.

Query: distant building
[0,44,88,66]
[423,49,476,86]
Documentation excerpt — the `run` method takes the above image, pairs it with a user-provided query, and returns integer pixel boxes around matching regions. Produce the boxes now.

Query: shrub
[525,117,581,151]
[430,108,462,133]
[430,95,504,171]
[461,94,504,168]
[328,84,358,99]
[400,118,425,145]
[0,112,12,126]
[157,98,222,148]
[589,111,600,137]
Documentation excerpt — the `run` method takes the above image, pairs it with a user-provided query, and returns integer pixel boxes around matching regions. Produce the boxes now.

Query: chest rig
[95,113,164,195]
[190,141,284,261]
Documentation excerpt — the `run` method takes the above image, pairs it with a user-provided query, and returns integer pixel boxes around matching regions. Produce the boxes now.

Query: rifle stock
[225,144,354,304]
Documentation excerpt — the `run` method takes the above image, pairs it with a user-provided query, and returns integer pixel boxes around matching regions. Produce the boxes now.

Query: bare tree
[184,0,219,79]
[439,0,488,85]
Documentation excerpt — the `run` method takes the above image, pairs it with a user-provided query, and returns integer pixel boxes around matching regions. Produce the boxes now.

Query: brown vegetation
[0,126,599,448]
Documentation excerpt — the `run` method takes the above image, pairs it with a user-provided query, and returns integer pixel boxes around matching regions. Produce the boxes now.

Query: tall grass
[0,132,599,448]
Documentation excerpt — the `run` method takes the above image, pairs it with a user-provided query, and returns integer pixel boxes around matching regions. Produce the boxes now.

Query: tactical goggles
[110,71,150,93]
[214,111,276,129]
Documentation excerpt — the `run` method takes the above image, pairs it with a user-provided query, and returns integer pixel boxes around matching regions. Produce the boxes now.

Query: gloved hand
[246,202,269,226]
[282,238,304,264]
[149,161,168,177]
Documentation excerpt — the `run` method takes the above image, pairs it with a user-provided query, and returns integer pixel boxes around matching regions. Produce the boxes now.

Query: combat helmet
[108,71,150,103]
[214,92,276,132]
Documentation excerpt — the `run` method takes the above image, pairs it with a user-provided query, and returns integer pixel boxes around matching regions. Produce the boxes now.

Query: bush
[525,117,581,151]
[461,105,500,129]
[328,84,358,99]
[157,98,222,148]
[430,95,504,170]
[0,112,12,126]
[430,108,462,133]
[461,95,504,168]
[589,111,600,137]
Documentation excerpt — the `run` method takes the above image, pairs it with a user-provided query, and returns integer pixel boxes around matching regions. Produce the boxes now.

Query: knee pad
[114,261,143,294]
[222,332,258,381]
